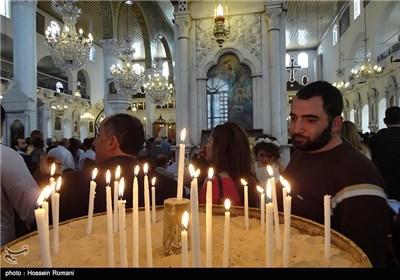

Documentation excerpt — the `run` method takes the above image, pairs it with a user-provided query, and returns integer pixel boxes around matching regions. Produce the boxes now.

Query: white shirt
[1,145,41,246]
[47,145,75,171]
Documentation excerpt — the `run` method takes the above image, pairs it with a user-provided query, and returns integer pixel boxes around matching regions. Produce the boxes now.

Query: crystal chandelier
[213,1,230,48]
[81,112,95,122]
[110,40,144,97]
[45,0,93,72]
[51,98,68,117]
[144,70,174,106]
[350,8,382,84]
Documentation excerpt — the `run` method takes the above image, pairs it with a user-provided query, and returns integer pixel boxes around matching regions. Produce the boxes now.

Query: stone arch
[385,74,399,107]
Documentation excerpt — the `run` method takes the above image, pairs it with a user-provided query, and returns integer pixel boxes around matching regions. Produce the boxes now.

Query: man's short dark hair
[295,81,343,121]
[384,106,400,125]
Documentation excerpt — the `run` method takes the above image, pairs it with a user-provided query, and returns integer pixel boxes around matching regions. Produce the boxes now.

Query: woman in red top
[199,122,259,207]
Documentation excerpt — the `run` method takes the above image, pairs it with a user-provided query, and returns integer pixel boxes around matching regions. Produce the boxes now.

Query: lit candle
[281,179,291,267]
[324,194,331,259]
[177,128,186,200]
[266,181,274,267]
[206,167,214,267]
[35,188,52,267]
[241,179,249,230]
[223,199,231,267]
[280,176,288,211]
[42,184,53,232]
[215,4,225,22]
[118,178,128,267]
[86,168,97,235]
[151,177,156,223]
[105,170,115,267]
[189,164,201,267]
[132,165,140,267]
[113,165,121,233]
[181,211,189,268]
[53,177,62,253]
[257,186,265,233]
[144,163,153,267]
[267,165,282,251]
[50,163,56,222]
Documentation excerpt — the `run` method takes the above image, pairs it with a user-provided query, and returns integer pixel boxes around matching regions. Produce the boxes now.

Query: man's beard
[291,123,333,152]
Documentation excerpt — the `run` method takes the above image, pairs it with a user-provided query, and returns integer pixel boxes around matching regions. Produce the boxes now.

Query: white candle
[223,199,231,267]
[280,176,288,212]
[241,179,249,230]
[257,186,265,233]
[177,128,186,201]
[181,211,189,268]
[143,163,153,267]
[266,182,274,267]
[206,167,213,267]
[281,179,291,267]
[113,165,121,233]
[324,194,331,259]
[189,165,201,267]
[50,163,56,224]
[267,166,282,251]
[86,168,97,235]
[53,177,62,253]
[132,165,140,267]
[35,188,52,267]
[151,177,156,223]
[118,178,128,267]
[105,170,115,267]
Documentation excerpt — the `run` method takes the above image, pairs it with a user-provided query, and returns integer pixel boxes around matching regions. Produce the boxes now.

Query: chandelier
[51,98,68,117]
[350,8,382,84]
[45,0,93,72]
[110,40,144,97]
[81,112,95,122]
[144,70,174,106]
[213,1,230,48]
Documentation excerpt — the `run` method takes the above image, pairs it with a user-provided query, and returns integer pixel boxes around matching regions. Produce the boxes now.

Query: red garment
[199,177,242,206]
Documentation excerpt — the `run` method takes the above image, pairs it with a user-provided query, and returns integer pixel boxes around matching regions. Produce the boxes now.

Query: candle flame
[256,185,264,194]
[208,167,214,179]
[266,180,272,201]
[118,177,125,199]
[115,165,121,180]
[181,128,186,142]
[194,168,200,178]
[216,4,224,17]
[151,177,156,186]
[134,165,140,176]
[189,164,194,177]
[267,165,273,176]
[106,170,111,185]
[144,163,148,174]
[92,168,98,180]
[56,176,62,192]
[181,211,189,229]
[280,176,291,196]
[224,198,231,210]
[36,187,48,208]
[50,163,56,176]
[241,178,248,186]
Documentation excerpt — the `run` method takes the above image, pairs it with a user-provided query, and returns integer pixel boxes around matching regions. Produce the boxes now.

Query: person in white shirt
[78,138,96,170]
[47,138,75,172]
[1,105,42,246]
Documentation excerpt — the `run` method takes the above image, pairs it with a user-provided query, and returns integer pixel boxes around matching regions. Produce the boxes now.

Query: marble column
[100,39,118,116]
[174,12,192,146]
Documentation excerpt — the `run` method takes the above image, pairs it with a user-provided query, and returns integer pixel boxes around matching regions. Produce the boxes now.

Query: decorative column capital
[174,13,192,40]
[100,39,118,57]
[265,3,283,30]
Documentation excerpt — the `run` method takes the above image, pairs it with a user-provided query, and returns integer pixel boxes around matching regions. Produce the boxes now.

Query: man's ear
[108,135,120,151]
[332,115,343,133]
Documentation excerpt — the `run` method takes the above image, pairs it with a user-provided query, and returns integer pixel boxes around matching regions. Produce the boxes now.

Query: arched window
[285,54,291,67]
[298,52,308,69]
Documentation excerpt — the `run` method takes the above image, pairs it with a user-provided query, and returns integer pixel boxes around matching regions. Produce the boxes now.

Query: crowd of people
[1,82,399,267]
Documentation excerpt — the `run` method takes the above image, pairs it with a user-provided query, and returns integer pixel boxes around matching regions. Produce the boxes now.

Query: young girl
[252,134,284,187]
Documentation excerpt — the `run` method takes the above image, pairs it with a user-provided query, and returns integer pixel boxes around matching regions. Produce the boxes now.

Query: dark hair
[210,122,258,206]
[82,137,94,149]
[384,106,400,125]
[102,113,144,156]
[295,81,343,122]
[155,153,168,167]
[253,134,280,163]
[1,104,5,127]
